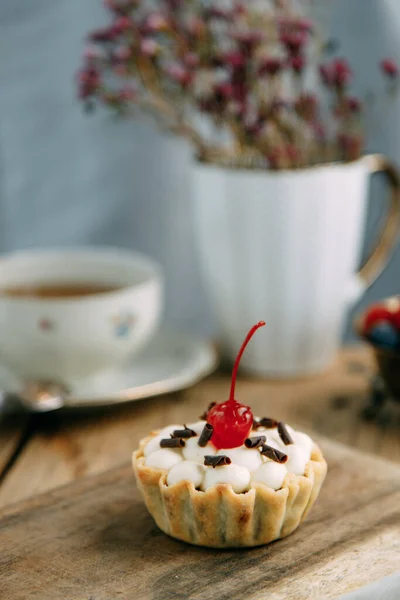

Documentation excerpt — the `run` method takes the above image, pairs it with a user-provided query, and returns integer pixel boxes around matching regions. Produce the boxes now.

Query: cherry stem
[228,321,266,402]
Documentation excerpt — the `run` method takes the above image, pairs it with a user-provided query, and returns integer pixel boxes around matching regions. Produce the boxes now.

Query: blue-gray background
[0,0,399,340]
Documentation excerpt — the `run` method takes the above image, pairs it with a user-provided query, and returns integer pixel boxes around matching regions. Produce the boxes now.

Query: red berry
[206,321,265,449]
[363,305,394,334]
[381,58,399,79]
[391,308,400,330]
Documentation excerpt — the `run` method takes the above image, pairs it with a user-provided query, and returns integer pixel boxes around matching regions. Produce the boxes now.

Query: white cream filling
[167,461,205,488]
[251,462,287,490]
[186,421,207,435]
[158,424,183,437]
[264,432,285,451]
[142,420,314,492]
[202,464,250,493]
[145,449,183,470]
[292,431,313,454]
[182,436,216,461]
[216,446,262,472]
[284,444,310,476]
[143,434,164,457]
[252,421,284,450]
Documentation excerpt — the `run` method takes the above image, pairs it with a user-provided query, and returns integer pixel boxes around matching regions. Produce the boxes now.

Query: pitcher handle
[348,154,400,302]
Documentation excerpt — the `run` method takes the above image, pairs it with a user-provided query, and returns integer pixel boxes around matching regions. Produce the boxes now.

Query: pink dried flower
[83,46,104,61]
[290,55,305,74]
[119,85,136,101]
[320,59,352,88]
[347,97,362,112]
[381,58,399,79]
[297,18,313,33]
[77,66,101,98]
[89,27,119,43]
[233,3,246,16]
[186,15,206,38]
[280,31,306,55]
[332,58,352,87]
[334,96,362,118]
[79,67,100,85]
[143,13,169,33]
[113,16,133,33]
[231,30,263,48]
[246,119,263,138]
[140,38,159,57]
[79,0,398,169]
[184,53,200,68]
[258,57,283,76]
[165,63,193,87]
[214,82,234,99]
[114,45,132,61]
[223,51,246,68]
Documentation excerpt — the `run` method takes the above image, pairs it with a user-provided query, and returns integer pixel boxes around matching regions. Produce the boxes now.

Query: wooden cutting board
[0,437,399,600]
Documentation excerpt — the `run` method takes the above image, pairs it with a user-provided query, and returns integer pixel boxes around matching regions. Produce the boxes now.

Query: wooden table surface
[1,437,399,600]
[0,345,399,512]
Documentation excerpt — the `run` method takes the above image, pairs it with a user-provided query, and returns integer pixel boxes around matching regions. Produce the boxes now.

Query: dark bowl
[354,297,400,402]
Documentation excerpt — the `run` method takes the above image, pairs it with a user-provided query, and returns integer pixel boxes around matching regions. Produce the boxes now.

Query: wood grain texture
[0,346,399,511]
[0,438,399,600]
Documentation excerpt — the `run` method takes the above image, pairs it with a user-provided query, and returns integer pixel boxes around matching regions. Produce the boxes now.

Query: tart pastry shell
[132,433,327,548]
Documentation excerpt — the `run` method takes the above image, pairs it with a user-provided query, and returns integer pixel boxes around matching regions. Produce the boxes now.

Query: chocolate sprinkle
[160,438,185,448]
[277,422,293,445]
[199,402,217,421]
[260,444,288,464]
[204,455,231,468]
[198,423,213,447]
[171,427,196,439]
[244,435,266,449]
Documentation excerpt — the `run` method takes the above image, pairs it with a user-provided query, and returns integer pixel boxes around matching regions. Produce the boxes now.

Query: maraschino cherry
[207,321,266,449]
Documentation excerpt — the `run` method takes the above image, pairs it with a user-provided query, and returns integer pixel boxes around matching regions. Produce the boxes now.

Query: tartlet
[133,322,327,548]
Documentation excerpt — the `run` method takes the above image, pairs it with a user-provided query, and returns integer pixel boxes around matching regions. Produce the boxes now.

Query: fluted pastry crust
[133,432,327,548]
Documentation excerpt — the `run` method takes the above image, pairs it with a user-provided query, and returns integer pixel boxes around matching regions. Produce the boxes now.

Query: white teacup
[0,247,163,384]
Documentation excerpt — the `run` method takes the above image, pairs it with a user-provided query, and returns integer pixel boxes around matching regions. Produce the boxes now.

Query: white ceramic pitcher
[192,154,400,377]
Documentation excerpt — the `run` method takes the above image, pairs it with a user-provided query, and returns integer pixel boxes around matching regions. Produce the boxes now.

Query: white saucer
[59,327,218,407]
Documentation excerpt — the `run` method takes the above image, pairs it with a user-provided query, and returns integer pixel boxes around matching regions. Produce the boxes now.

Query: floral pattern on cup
[38,318,55,332]
[113,312,135,338]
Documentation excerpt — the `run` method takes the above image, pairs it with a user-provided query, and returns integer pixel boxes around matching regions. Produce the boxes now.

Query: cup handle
[347,154,400,302]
